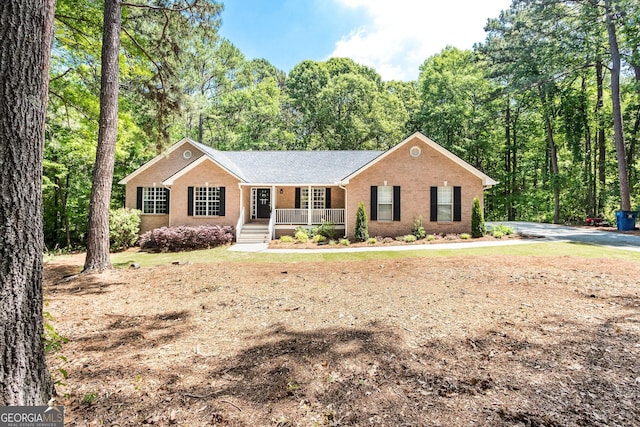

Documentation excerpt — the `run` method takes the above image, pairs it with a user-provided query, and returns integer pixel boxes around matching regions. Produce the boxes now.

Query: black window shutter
[370,186,378,221]
[325,188,331,209]
[187,186,194,216]
[393,186,401,221]
[453,186,462,222]
[136,187,143,211]
[295,187,301,209]
[430,187,438,222]
[164,188,170,214]
[219,187,226,216]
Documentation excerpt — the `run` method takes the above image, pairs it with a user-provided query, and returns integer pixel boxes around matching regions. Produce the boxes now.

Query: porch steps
[236,223,271,244]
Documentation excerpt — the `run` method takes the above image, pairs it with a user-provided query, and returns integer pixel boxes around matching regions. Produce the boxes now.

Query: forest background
[45,0,640,249]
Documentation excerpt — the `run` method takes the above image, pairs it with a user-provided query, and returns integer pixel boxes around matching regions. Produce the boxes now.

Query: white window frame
[301,187,325,210]
[194,186,221,217]
[142,187,167,214]
[377,186,393,221]
[437,186,453,222]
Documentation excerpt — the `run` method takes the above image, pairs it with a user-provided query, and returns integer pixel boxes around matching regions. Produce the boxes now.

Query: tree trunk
[0,0,55,405]
[539,87,561,224]
[581,75,594,216]
[605,0,631,211]
[83,0,122,273]
[545,116,561,224]
[595,59,607,215]
[511,109,518,221]
[505,102,512,220]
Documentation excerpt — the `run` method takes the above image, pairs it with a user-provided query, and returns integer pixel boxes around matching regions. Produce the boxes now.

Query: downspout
[237,183,244,238]
[339,183,348,238]
[238,183,243,222]
[164,185,172,227]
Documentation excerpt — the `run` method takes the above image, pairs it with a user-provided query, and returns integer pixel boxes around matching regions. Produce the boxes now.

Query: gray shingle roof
[192,140,383,184]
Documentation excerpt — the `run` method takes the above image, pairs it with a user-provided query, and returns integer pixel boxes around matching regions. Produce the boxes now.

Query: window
[194,186,221,216]
[377,186,393,221]
[301,187,325,209]
[142,187,167,214]
[437,186,453,221]
[370,185,400,221]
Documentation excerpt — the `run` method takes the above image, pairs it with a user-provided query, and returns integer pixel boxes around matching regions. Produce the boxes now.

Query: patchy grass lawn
[44,243,640,426]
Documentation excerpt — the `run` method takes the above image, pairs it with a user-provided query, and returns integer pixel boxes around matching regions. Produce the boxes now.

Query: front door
[256,188,271,219]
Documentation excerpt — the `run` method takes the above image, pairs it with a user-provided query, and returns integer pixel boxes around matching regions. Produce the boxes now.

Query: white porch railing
[275,209,345,225]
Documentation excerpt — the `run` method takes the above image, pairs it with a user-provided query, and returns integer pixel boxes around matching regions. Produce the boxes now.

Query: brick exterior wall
[345,135,485,238]
[125,142,205,233]
[170,160,240,229]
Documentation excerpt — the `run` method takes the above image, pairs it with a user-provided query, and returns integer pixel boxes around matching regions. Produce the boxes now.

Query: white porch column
[272,185,276,215]
[307,185,312,226]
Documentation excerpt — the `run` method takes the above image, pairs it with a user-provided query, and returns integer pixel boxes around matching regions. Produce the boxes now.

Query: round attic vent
[409,146,421,158]
[183,150,192,159]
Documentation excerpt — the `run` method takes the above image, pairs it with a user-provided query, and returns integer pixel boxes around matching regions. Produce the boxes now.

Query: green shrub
[471,197,486,238]
[329,240,337,246]
[295,229,309,243]
[367,237,377,244]
[280,235,294,243]
[339,238,350,246]
[316,221,337,240]
[491,224,513,236]
[493,231,504,239]
[139,225,234,252]
[460,233,471,240]
[427,234,435,241]
[312,234,327,243]
[355,202,369,242]
[109,208,141,251]
[403,234,417,242]
[295,225,312,235]
[411,215,426,239]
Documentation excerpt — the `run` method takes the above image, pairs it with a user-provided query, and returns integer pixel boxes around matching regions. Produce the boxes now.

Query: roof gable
[342,132,497,187]
[162,155,244,185]
[117,138,202,184]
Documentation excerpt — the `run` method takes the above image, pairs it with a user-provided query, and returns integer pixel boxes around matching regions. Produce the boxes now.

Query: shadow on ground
[59,305,640,426]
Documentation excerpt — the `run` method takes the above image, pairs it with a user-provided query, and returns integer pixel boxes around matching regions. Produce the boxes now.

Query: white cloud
[329,0,511,81]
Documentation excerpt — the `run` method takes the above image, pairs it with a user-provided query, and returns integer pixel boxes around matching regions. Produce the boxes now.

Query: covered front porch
[236,185,347,241]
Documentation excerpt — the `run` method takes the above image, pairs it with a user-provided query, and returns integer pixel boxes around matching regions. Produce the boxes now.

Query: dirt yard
[44,251,640,426]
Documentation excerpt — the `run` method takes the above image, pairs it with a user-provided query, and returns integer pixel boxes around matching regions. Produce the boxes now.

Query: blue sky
[219,0,512,81]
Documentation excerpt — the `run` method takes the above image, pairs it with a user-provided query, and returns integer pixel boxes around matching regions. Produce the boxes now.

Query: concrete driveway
[488,221,640,252]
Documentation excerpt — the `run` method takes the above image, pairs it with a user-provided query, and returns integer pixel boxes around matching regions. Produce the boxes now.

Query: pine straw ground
[44,250,640,426]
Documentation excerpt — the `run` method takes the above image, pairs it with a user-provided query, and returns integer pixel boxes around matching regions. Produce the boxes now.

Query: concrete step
[237,235,270,244]
[237,225,271,243]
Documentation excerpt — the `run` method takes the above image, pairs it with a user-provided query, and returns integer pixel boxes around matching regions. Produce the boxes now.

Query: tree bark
[84,0,122,272]
[605,0,631,211]
[539,87,561,224]
[595,59,606,215]
[0,0,56,405]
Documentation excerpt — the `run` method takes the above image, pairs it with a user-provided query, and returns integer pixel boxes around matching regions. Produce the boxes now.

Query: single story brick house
[119,132,497,242]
